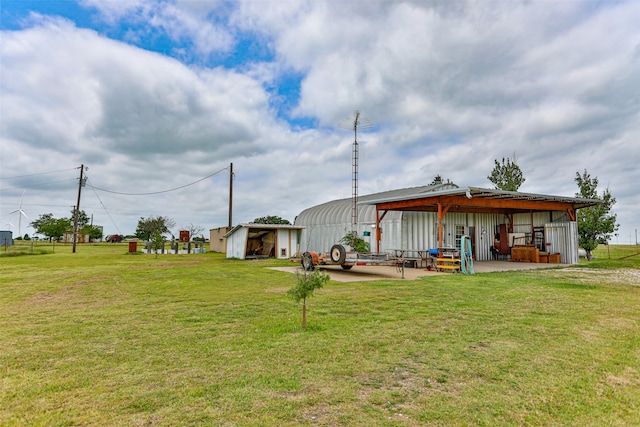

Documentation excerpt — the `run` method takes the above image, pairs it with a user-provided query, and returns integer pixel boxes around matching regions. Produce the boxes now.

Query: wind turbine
[9,191,28,237]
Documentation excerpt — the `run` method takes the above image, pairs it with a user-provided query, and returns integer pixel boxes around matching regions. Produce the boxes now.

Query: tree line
[28,212,206,243]
[28,209,102,242]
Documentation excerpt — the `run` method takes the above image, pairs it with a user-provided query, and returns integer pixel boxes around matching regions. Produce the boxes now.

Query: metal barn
[225,224,304,260]
[295,182,457,256]
[294,184,600,265]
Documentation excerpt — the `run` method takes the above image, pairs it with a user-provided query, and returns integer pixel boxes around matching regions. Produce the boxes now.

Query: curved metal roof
[295,182,459,226]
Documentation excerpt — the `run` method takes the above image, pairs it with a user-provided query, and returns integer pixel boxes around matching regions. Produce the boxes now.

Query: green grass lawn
[1,242,639,426]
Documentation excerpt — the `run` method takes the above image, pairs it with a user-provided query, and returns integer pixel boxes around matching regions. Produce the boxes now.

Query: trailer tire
[340,264,353,270]
[301,252,315,271]
[330,244,347,264]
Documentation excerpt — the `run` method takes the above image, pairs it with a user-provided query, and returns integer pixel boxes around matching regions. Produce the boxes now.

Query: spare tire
[330,244,347,264]
[301,252,315,271]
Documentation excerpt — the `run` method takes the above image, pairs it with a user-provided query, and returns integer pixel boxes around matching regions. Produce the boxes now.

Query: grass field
[1,242,639,426]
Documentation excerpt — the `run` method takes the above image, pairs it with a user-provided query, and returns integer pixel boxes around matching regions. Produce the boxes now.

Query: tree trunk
[302,300,307,329]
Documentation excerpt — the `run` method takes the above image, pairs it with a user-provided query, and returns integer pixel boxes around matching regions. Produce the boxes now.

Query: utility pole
[72,164,85,253]
[228,162,233,229]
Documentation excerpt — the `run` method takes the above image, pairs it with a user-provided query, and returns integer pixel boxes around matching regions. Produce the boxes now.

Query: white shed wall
[276,228,302,259]
[226,227,248,259]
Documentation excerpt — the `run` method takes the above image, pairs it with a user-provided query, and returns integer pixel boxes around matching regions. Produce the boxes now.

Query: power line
[0,167,77,180]
[86,178,122,236]
[87,166,230,196]
[0,178,77,192]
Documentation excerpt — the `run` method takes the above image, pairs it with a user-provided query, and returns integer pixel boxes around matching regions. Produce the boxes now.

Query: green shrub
[339,231,370,253]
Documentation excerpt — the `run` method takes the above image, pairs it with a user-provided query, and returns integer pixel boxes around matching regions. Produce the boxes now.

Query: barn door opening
[244,229,277,259]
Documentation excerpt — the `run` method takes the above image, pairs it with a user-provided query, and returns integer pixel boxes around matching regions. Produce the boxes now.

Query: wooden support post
[375,208,388,253]
[530,210,534,244]
[376,210,381,254]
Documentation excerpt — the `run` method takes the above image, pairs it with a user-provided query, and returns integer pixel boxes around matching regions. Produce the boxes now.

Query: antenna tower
[338,110,373,232]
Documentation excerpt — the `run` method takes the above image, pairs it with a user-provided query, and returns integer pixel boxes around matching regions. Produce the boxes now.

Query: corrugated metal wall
[474,213,502,261]
[511,212,572,233]
[297,201,403,254]
[400,212,507,261]
[401,212,434,256]
[545,222,579,264]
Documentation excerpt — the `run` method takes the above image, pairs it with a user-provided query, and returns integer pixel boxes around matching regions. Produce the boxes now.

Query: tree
[340,231,370,253]
[70,209,90,228]
[81,225,103,241]
[149,230,165,259]
[288,268,330,329]
[183,223,204,239]
[135,216,175,240]
[30,213,72,241]
[487,156,525,191]
[252,215,291,225]
[575,169,618,261]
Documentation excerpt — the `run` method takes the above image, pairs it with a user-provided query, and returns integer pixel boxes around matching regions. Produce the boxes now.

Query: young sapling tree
[288,268,330,329]
[150,230,165,259]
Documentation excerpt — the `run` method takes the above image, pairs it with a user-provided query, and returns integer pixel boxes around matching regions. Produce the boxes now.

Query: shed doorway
[245,228,276,259]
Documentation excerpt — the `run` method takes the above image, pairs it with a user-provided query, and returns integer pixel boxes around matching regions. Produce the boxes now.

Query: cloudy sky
[1,0,638,243]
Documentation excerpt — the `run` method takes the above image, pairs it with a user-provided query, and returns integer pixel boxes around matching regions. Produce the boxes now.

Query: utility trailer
[300,244,402,272]
[300,244,472,275]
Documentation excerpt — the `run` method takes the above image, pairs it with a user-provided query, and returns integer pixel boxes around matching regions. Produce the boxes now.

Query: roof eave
[359,186,603,210]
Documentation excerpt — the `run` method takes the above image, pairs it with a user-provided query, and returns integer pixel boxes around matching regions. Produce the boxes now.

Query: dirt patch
[25,284,81,307]
[539,268,640,287]
[606,367,640,387]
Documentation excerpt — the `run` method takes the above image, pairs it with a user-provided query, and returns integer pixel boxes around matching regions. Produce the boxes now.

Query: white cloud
[82,0,233,56]
[1,0,638,241]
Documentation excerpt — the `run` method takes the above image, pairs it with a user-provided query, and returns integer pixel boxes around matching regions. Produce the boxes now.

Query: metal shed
[224,224,304,260]
[295,184,601,265]
[0,230,14,246]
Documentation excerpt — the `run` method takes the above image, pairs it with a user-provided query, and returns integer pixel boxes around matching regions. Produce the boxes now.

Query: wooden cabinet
[510,246,539,263]
[512,247,562,264]
[548,253,561,263]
